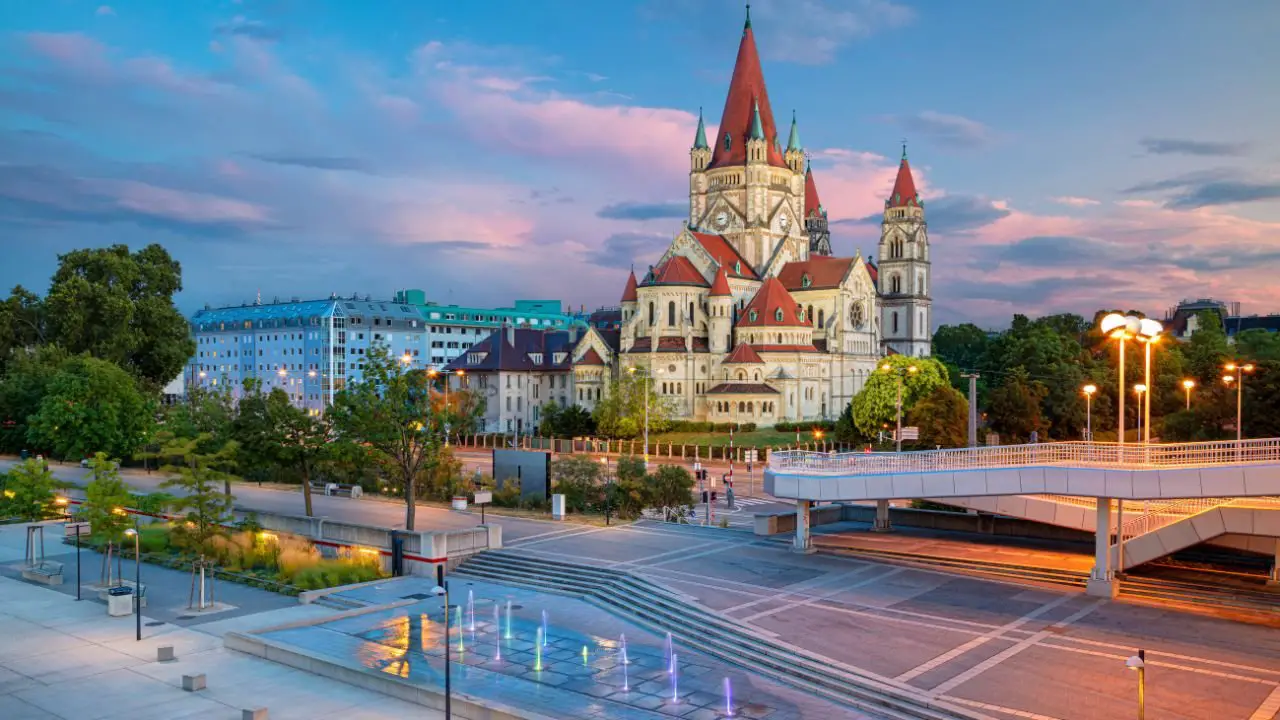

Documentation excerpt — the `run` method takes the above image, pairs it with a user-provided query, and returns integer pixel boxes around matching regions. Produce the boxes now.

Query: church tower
[804,162,832,256]
[877,145,931,357]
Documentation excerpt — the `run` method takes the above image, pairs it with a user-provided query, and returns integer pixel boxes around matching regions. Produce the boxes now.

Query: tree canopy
[593,369,674,439]
[848,355,949,438]
[26,356,154,461]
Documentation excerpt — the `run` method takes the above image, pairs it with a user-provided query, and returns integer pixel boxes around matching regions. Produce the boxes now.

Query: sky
[1,0,1278,330]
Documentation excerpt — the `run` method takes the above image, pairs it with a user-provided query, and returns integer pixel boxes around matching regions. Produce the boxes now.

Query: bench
[22,560,64,586]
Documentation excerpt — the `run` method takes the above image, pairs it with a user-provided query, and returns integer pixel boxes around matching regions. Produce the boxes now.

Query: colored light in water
[724,677,733,716]
[534,628,543,671]
[671,653,679,703]
[505,600,513,640]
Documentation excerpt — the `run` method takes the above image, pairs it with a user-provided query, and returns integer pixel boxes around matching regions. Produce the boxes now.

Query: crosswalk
[729,496,775,507]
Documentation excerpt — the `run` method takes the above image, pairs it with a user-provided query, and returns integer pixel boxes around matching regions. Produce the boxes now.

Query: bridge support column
[792,500,814,554]
[1087,498,1117,598]
[872,500,892,533]
[1269,540,1280,587]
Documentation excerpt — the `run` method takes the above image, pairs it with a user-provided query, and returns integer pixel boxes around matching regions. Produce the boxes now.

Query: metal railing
[768,438,1280,476]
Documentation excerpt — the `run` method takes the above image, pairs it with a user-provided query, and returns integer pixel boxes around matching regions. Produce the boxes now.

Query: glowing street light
[1135,318,1163,444]
[1223,362,1256,444]
[1100,313,1143,445]
[1181,379,1195,409]
[1133,384,1147,443]
[1082,384,1097,440]
[880,363,919,453]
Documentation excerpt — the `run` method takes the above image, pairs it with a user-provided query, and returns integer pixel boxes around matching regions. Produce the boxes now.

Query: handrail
[768,438,1280,476]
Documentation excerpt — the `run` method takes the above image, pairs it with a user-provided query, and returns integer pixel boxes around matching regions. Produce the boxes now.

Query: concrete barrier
[754,503,1093,544]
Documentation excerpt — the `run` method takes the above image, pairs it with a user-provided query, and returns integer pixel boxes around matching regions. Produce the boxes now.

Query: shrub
[552,455,603,513]
[133,491,176,516]
[649,465,694,510]
[492,477,522,508]
[137,525,172,554]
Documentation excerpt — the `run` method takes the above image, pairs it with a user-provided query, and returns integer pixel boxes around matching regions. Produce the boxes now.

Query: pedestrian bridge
[764,439,1280,595]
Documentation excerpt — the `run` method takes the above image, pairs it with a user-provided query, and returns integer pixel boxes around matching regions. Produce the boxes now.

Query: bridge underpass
[764,439,1280,597]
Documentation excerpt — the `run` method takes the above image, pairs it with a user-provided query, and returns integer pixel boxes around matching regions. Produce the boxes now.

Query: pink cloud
[25,32,109,75]
[99,180,271,224]
[95,6,114,17]
[1052,195,1101,207]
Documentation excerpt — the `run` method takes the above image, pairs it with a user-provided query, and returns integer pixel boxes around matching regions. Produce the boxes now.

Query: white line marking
[1041,642,1280,686]
[508,526,611,548]
[942,695,1066,720]
[613,541,735,569]
[929,599,1106,695]
[1249,684,1280,720]
[1042,634,1280,679]
[741,567,904,623]
[507,527,587,545]
[896,593,1074,683]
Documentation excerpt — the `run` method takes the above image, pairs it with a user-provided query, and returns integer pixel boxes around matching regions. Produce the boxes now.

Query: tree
[0,286,45,374]
[848,356,949,438]
[1184,310,1229,383]
[539,401,597,438]
[230,383,330,516]
[0,457,59,521]
[329,345,445,530]
[156,434,237,556]
[79,454,134,586]
[987,368,1049,443]
[551,455,603,512]
[905,386,969,449]
[932,323,992,376]
[1235,329,1280,363]
[649,465,695,510]
[593,369,674,439]
[26,356,154,461]
[42,244,194,388]
[0,345,67,453]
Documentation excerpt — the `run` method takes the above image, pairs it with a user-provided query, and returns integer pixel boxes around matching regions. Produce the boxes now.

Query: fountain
[622,653,630,692]
[665,632,673,673]
[581,645,589,666]
[619,633,630,665]
[670,653,679,703]
[541,610,549,647]
[455,606,465,652]
[724,677,733,716]
[493,605,502,662]
[534,628,544,671]
[467,590,475,632]
[505,600,513,640]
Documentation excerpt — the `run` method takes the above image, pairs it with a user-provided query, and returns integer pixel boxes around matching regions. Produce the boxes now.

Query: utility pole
[961,373,978,447]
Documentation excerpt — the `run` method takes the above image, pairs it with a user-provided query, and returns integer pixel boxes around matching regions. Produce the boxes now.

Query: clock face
[849,301,865,329]
[715,211,729,229]
[780,214,791,231]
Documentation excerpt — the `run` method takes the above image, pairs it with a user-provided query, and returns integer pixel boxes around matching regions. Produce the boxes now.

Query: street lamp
[627,366,658,465]
[813,428,825,452]
[431,582,453,719]
[123,526,141,642]
[1135,319,1162,444]
[880,363,918,453]
[1082,384,1097,441]
[1133,384,1147,443]
[1100,313,1143,446]
[1223,362,1256,444]
[1126,649,1146,720]
[1181,379,1195,410]
[600,456,612,526]
[56,496,81,601]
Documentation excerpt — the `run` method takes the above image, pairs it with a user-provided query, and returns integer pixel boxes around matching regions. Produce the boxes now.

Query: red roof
[866,261,878,284]
[752,344,820,353]
[805,166,824,218]
[737,277,809,327]
[621,270,638,303]
[888,156,920,208]
[577,348,606,366]
[778,256,854,291]
[643,255,709,287]
[709,267,732,296]
[691,231,758,279]
[708,15,786,170]
[723,343,764,364]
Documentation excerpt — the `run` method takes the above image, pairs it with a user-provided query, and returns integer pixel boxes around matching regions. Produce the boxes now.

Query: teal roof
[694,107,708,150]
[192,299,339,328]
[749,100,764,140]
[787,110,801,151]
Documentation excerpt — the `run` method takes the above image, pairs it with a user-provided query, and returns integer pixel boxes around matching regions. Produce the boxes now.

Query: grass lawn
[652,429,818,447]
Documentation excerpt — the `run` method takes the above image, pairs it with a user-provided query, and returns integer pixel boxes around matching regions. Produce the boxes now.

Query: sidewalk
[0,523,440,719]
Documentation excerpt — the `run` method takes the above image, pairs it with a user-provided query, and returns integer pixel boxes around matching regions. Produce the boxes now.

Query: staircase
[455,550,990,720]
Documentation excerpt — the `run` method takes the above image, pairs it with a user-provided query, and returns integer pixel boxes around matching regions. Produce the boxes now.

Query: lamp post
[1135,319,1162,445]
[1133,384,1147,443]
[813,429,825,453]
[1126,649,1146,720]
[880,363,918,453]
[1181,379,1195,410]
[56,496,81,601]
[627,366,656,465]
[450,369,465,446]
[1082,384,1097,441]
[123,525,141,641]
[1100,313,1143,445]
[1223,362,1255,446]
[600,456,612,526]
[431,582,452,719]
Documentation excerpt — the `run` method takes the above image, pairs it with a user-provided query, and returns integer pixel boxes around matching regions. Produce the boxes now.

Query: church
[568,7,932,427]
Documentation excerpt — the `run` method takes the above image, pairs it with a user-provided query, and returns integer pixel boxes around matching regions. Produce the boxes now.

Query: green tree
[0,457,59,521]
[987,367,1049,443]
[848,356,949,438]
[1184,310,1230,383]
[539,401,597,438]
[0,286,45,374]
[0,345,67,453]
[551,455,603,512]
[329,345,445,530]
[230,384,330,516]
[1234,329,1280,363]
[42,244,195,388]
[905,386,969,449]
[593,368,674,439]
[649,465,695,509]
[155,434,237,556]
[26,356,154,460]
[932,323,992,382]
[79,454,134,586]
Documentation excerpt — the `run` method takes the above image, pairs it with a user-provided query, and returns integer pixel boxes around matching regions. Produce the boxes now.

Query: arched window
[775,308,784,322]
[777,333,783,344]
[891,237,904,258]
[753,371,760,381]
[736,370,746,381]
[689,301,694,322]
[738,401,746,413]
[668,301,676,326]
[818,308,825,328]
[892,311,899,334]
[891,275,901,294]
[648,302,655,325]
[747,401,754,413]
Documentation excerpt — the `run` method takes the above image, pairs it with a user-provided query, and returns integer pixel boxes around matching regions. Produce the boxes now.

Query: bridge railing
[768,438,1280,476]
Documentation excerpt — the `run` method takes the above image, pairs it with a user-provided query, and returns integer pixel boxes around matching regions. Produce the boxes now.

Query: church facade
[568,8,932,427]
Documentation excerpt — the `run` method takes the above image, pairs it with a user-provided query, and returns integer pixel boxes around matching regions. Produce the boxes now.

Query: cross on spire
[901,139,908,160]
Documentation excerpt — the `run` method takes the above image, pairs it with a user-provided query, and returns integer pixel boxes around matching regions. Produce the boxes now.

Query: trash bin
[107,586,134,617]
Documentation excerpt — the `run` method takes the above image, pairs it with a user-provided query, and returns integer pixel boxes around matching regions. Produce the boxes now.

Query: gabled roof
[804,164,824,218]
[737,277,809,327]
[887,149,921,208]
[577,347,606,366]
[866,260,879,284]
[444,328,577,373]
[642,255,709,287]
[690,231,759,279]
[778,256,855,291]
[707,382,779,395]
[709,267,733,297]
[723,343,764,364]
[621,270,638,303]
[708,9,787,170]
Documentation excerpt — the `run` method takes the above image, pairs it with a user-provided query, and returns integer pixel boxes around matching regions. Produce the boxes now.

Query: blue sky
[2,0,1278,328]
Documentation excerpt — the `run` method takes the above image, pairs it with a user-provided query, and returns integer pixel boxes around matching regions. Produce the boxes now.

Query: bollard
[242,709,269,720]
[182,673,207,691]
[157,646,175,662]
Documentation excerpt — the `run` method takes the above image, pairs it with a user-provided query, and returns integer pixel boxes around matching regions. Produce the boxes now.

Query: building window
[668,301,676,326]
[892,312,899,334]
[648,302,655,325]
[891,275,901,294]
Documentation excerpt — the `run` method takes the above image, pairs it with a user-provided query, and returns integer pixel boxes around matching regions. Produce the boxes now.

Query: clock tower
[877,146,932,357]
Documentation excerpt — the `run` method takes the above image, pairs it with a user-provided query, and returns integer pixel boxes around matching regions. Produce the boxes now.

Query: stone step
[456,552,985,720]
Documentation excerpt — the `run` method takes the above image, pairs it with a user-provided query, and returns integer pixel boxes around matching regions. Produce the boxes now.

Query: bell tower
[877,144,931,357]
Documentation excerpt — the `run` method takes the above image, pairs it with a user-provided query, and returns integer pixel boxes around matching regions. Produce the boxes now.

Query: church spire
[749,99,765,140]
[787,110,802,151]
[693,107,708,150]
[744,3,752,31]
[709,4,785,169]
[887,145,921,208]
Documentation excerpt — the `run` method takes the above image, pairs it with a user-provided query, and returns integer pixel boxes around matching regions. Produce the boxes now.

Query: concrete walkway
[0,524,441,720]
